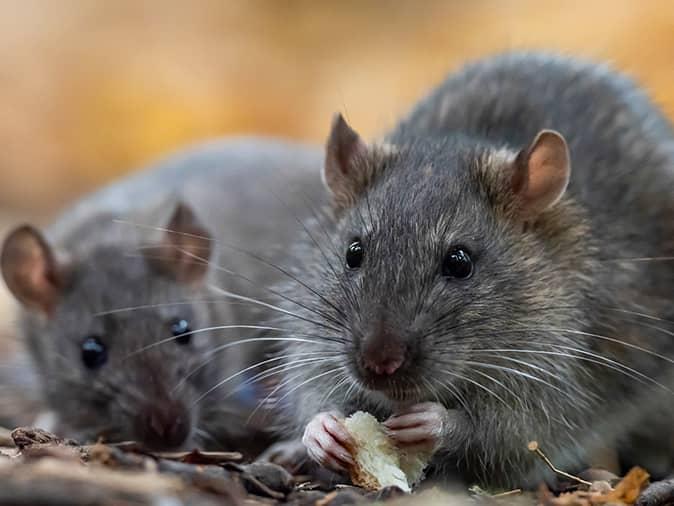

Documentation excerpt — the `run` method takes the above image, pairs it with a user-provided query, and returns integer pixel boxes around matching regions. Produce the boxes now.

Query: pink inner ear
[153,204,213,284]
[323,113,369,205]
[520,130,570,215]
[1,227,60,313]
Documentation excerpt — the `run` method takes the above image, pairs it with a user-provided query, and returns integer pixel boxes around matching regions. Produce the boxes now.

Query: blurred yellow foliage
[0,0,673,216]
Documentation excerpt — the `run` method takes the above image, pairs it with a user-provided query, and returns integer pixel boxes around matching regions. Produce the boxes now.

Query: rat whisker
[602,307,674,327]
[512,326,674,364]
[268,366,346,411]
[436,369,508,407]
[245,368,318,423]
[443,358,590,406]
[421,376,442,405]
[202,332,342,358]
[174,350,333,394]
[430,324,674,367]
[437,359,526,408]
[92,298,257,317]
[127,327,333,357]
[207,284,344,335]
[479,354,568,383]
[132,229,349,326]
[235,356,342,399]
[192,355,340,405]
[318,372,351,410]
[261,185,345,296]
[194,427,219,447]
[340,376,360,407]
[598,256,674,263]
[461,345,673,393]
[428,376,475,422]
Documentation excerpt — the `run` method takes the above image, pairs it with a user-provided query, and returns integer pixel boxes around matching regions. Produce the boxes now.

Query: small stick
[528,441,592,487]
[491,489,522,498]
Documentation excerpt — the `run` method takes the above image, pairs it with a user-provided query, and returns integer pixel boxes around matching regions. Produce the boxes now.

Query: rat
[268,52,674,488]
[1,137,325,454]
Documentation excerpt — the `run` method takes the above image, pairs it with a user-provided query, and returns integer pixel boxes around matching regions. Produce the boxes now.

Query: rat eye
[345,238,364,269]
[81,336,107,370]
[171,318,192,345]
[442,246,473,279]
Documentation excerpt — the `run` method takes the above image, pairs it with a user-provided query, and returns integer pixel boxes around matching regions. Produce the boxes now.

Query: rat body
[273,53,674,487]
[1,137,325,453]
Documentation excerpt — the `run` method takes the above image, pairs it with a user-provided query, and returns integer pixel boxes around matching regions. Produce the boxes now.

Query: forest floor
[0,426,671,506]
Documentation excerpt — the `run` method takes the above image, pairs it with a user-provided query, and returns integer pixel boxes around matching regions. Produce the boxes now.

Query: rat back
[392,52,674,477]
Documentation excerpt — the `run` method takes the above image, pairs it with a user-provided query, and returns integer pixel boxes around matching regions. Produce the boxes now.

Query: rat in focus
[271,52,674,487]
[1,138,325,453]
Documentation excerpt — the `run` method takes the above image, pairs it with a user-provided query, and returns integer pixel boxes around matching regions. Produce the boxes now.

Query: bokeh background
[1,0,674,322]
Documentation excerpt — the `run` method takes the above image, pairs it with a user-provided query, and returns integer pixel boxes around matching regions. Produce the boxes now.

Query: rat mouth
[356,369,421,402]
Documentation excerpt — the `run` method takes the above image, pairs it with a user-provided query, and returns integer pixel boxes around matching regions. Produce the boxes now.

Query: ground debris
[0,426,670,506]
[538,467,651,506]
[11,426,78,449]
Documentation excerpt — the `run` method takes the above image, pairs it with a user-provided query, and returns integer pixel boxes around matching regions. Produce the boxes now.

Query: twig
[527,441,592,487]
[491,489,522,498]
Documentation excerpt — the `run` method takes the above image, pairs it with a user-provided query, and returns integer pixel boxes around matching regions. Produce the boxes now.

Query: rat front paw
[302,411,355,473]
[384,402,456,453]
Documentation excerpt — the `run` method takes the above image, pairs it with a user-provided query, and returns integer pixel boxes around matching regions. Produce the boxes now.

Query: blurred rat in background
[0,137,325,455]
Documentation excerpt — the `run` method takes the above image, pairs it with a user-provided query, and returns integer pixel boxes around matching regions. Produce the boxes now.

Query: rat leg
[302,411,355,472]
[258,438,310,473]
[384,402,464,453]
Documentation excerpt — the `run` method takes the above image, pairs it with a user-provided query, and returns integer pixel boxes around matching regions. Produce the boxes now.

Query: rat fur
[272,52,674,488]
[1,137,325,454]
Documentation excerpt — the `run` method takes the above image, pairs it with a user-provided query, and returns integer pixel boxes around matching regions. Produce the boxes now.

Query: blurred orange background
[2,0,674,222]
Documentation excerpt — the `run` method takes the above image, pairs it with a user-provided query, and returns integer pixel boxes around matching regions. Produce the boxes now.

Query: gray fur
[6,137,325,452]
[276,53,674,487]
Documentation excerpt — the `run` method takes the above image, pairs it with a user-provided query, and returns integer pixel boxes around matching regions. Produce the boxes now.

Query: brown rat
[270,52,674,487]
[1,137,325,453]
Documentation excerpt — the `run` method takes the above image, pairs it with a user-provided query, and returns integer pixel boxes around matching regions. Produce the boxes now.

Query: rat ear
[148,203,212,284]
[1,226,64,314]
[323,113,371,209]
[510,129,571,218]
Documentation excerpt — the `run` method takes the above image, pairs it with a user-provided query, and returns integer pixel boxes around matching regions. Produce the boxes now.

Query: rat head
[287,114,594,414]
[1,203,223,450]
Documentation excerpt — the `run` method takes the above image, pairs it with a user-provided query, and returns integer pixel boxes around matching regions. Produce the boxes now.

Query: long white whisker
[127,327,330,357]
[192,355,337,406]
[173,350,334,394]
[438,369,508,407]
[92,299,254,317]
[208,284,343,335]
[532,326,674,364]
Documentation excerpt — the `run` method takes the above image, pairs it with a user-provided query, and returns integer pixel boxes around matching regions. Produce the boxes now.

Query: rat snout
[135,401,190,450]
[361,329,407,376]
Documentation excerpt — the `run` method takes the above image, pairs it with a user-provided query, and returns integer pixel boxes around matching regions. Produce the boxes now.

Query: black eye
[171,318,192,345]
[442,246,474,279]
[81,336,107,370]
[346,238,364,269]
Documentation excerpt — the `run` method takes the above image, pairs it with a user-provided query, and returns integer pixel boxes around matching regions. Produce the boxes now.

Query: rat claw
[384,402,451,452]
[303,411,354,471]
[322,413,355,447]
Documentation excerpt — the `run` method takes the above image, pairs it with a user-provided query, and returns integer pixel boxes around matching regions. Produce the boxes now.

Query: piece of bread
[343,411,431,492]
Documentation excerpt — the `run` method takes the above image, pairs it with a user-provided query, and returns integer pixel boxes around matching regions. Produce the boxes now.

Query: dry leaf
[593,467,650,505]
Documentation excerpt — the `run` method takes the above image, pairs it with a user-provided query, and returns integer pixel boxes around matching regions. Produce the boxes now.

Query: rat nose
[136,401,190,450]
[362,331,406,376]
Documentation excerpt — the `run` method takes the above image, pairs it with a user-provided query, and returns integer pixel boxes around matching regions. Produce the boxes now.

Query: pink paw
[384,402,451,453]
[302,411,355,473]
